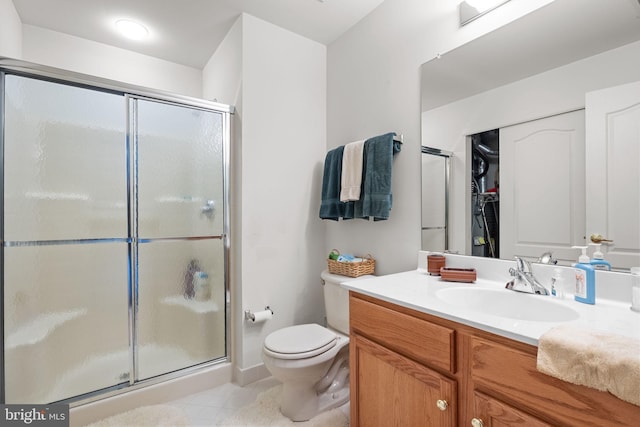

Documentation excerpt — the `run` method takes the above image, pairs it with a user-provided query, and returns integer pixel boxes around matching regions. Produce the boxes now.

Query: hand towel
[319,146,345,220]
[536,324,640,406]
[340,140,365,202]
[354,132,401,220]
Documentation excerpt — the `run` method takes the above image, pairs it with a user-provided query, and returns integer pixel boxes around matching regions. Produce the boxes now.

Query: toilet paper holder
[244,306,274,322]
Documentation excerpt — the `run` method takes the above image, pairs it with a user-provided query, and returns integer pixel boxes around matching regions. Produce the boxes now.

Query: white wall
[241,13,327,374]
[202,15,246,382]
[203,14,327,381]
[423,40,640,254]
[0,0,22,58]
[326,0,553,275]
[21,25,202,97]
[203,17,242,105]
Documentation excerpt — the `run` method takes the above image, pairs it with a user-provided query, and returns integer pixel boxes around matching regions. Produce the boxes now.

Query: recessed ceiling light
[115,19,149,41]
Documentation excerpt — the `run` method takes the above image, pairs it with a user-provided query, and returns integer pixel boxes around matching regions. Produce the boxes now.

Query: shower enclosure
[1,59,232,405]
[421,146,452,252]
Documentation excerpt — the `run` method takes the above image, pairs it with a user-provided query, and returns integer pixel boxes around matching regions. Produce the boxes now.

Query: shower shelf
[161,295,220,314]
[5,308,88,350]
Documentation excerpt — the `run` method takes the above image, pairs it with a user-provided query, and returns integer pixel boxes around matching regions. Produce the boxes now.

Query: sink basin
[435,287,579,322]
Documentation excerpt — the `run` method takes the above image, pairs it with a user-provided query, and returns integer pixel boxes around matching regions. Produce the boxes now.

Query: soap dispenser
[589,243,612,271]
[572,246,595,304]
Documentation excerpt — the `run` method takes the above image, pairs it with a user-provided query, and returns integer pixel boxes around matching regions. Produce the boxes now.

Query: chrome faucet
[537,251,557,265]
[505,256,550,295]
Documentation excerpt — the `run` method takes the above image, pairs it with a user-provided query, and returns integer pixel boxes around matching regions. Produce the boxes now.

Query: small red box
[440,267,476,283]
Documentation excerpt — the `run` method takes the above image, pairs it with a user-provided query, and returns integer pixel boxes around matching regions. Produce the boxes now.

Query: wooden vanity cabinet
[349,294,457,426]
[349,292,640,427]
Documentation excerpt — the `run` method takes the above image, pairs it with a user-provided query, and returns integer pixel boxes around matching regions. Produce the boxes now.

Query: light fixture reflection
[115,19,149,40]
[459,0,511,26]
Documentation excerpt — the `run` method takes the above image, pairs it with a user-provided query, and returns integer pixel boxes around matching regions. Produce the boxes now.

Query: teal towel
[354,132,401,220]
[319,146,345,220]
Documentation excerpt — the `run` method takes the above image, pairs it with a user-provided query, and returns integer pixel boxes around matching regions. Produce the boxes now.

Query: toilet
[261,270,373,422]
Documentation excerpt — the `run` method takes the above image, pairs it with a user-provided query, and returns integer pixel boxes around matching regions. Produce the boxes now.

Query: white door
[585,81,640,270]
[500,110,586,263]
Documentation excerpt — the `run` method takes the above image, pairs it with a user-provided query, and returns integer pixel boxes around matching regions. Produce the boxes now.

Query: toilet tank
[320,270,375,334]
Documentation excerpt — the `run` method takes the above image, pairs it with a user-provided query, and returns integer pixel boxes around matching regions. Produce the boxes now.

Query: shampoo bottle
[572,246,595,304]
[589,243,612,271]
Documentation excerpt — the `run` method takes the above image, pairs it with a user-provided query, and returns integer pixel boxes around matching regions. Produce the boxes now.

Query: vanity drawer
[469,336,639,426]
[350,295,455,373]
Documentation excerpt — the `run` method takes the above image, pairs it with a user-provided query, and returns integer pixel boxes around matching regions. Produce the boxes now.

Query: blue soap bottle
[589,243,611,271]
[572,246,595,304]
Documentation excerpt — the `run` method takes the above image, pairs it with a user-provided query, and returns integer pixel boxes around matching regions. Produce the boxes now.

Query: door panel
[353,335,456,427]
[136,99,225,238]
[3,243,129,403]
[586,81,640,269]
[136,239,226,380]
[134,97,227,380]
[500,110,585,263]
[3,75,127,242]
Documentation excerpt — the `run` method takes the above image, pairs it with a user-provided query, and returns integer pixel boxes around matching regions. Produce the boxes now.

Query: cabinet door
[472,391,553,427]
[500,110,586,263]
[585,80,640,269]
[351,334,456,427]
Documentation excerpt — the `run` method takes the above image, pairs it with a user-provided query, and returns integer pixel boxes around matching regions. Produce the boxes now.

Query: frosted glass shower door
[134,98,226,380]
[2,75,129,403]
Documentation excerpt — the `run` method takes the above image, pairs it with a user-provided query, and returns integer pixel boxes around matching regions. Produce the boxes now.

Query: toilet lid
[264,324,337,358]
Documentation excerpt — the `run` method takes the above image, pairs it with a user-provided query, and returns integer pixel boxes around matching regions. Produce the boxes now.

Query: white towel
[340,140,365,202]
[536,324,640,406]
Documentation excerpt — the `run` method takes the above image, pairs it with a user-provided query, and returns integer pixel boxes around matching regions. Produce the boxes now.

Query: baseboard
[233,362,271,386]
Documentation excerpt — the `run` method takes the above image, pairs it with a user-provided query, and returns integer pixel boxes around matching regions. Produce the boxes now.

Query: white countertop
[341,268,640,346]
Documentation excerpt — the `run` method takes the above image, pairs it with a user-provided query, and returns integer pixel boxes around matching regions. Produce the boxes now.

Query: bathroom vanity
[344,258,640,426]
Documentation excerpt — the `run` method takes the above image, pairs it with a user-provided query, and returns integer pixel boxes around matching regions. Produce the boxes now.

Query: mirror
[420,0,640,269]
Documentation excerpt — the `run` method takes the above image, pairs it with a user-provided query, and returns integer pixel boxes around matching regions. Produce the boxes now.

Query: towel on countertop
[354,132,401,221]
[536,324,640,406]
[319,146,345,221]
[340,140,366,202]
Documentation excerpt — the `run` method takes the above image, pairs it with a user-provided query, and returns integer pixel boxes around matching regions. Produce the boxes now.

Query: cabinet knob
[436,399,448,411]
[471,418,484,427]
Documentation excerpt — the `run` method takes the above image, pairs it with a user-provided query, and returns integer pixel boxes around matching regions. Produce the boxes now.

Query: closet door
[585,81,640,270]
[133,98,226,380]
[500,110,586,263]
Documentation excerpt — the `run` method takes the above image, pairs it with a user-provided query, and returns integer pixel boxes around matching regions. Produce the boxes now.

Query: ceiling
[12,0,386,69]
[421,0,640,110]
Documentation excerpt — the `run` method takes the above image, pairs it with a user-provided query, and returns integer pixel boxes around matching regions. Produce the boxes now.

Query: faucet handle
[513,256,532,273]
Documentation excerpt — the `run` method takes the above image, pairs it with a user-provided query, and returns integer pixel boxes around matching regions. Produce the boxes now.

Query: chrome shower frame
[0,57,234,407]
[421,145,453,251]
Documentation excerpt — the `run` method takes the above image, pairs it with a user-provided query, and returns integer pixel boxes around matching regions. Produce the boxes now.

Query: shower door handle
[201,200,215,218]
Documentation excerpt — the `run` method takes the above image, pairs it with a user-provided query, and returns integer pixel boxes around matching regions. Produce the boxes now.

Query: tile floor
[168,376,282,426]
[168,376,351,426]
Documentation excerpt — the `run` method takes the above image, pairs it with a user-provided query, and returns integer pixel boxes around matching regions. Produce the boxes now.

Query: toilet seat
[264,324,337,360]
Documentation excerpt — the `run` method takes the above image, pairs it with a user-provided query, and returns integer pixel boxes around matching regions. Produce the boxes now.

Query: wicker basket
[327,250,375,278]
